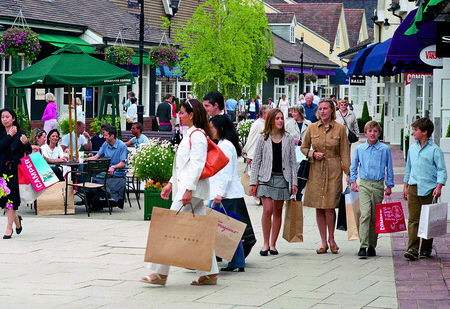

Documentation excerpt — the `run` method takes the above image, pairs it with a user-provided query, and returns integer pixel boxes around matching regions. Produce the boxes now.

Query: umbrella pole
[68,87,73,161]
[73,87,79,161]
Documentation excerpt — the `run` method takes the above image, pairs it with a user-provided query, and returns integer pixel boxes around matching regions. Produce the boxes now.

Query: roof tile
[344,8,364,47]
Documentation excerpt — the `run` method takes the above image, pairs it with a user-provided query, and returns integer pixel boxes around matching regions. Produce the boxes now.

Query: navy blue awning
[346,44,377,76]
[361,39,392,76]
[330,68,349,85]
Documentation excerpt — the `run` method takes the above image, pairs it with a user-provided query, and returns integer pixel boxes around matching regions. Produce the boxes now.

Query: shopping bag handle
[432,196,439,204]
[176,202,196,217]
[212,202,232,220]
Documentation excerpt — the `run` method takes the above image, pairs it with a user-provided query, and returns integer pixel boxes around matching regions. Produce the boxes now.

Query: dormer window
[289,25,295,43]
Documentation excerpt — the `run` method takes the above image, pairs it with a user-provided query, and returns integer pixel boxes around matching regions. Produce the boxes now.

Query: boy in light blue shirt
[350,121,394,259]
[403,118,447,261]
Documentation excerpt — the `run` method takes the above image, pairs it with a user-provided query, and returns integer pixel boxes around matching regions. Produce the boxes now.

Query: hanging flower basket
[305,73,317,83]
[105,45,135,65]
[149,46,178,68]
[285,73,298,83]
[0,27,41,62]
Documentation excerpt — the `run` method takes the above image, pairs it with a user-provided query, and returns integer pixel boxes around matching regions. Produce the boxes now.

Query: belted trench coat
[301,120,350,209]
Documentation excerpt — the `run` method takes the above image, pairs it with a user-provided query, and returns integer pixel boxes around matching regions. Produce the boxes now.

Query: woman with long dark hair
[249,108,298,255]
[0,108,31,239]
[142,99,219,286]
[209,115,256,272]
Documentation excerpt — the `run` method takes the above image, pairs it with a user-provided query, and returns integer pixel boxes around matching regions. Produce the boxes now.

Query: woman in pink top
[41,92,58,134]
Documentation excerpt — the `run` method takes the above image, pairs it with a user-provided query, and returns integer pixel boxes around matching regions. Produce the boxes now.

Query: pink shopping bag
[375,201,406,234]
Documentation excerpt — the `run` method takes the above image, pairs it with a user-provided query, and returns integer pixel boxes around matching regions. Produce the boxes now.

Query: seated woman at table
[30,128,47,153]
[40,129,68,181]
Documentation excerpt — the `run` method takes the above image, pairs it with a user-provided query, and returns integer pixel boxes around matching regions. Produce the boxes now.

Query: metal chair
[125,169,141,209]
[65,159,111,216]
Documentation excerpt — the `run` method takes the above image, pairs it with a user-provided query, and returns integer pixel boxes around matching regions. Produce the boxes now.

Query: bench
[121,130,173,142]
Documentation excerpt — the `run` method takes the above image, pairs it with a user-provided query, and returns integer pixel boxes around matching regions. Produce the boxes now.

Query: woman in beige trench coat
[301,100,350,254]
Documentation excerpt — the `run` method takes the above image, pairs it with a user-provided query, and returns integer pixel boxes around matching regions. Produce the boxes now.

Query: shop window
[161,82,175,99]
[178,82,192,100]
[415,83,423,115]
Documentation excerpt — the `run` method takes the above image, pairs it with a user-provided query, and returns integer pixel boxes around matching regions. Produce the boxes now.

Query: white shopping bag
[295,146,306,163]
[19,184,42,204]
[418,202,448,239]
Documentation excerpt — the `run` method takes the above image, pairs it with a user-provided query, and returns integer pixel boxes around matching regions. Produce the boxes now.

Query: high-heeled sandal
[140,273,167,286]
[329,243,339,254]
[316,246,329,254]
[191,274,218,286]
[15,215,23,235]
[3,230,13,239]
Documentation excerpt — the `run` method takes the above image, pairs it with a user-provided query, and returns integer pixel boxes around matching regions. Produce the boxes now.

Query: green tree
[357,101,372,133]
[175,0,273,99]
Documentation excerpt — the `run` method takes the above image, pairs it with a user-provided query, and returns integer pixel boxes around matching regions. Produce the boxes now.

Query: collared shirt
[98,139,128,177]
[130,133,149,148]
[61,133,89,155]
[404,139,447,196]
[225,98,238,112]
[350,141,394,188]
[302,103,318,123]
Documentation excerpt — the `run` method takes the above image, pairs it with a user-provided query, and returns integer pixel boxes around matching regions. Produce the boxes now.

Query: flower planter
[144,189,171,220]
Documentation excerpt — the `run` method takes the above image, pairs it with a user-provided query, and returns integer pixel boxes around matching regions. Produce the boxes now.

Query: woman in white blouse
[209,115,256,272]
[40,129,67,180]
[142,99,219,286]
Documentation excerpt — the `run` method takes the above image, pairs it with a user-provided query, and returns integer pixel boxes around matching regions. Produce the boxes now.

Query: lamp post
[299,35,305,94]
[167,0,180,38]
[137,0,145,125]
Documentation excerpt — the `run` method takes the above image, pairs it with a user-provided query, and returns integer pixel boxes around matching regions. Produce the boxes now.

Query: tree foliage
[175,0,273,99]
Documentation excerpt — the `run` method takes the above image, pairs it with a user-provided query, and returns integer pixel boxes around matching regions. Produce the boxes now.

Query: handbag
[189,129,229,180]
[375,200,406,234]
[336,193,347,231]
[339,110,358,143]
[418,199,448,239]
[282,200,304,242]
[144,205,218,271]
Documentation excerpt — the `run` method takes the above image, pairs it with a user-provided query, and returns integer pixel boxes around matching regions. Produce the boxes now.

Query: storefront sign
[349,76,365,86]
[404,72,433,85]
[437,22,450,58]
[419,45,443,67]
[35,88,46,101]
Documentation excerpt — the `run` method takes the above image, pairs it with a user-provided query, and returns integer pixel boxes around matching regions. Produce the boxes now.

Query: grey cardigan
[249,133,298,187]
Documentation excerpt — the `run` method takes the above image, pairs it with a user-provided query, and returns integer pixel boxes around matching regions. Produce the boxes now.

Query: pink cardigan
[41,101,58,121]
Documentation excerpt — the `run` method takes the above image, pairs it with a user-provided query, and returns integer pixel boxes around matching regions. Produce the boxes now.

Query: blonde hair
[364,120,382,133]
[45,92,55,102]
[75,97,82,105]
[316,99,336,121]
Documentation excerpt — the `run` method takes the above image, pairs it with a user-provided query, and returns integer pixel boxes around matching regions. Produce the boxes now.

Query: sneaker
[367,246,377,257]
[419,250,432,258]
[358,247,367,259]
[404,249,419,261]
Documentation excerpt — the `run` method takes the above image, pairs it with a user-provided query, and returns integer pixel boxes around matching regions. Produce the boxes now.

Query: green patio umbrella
[6,44,134,160]
[6,44,134,87]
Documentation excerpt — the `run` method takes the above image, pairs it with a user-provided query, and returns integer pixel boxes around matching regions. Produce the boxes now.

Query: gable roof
[291,0,376,28]
[267,12,296,24]
[271,3,343,47]
[0,0,164,45]
[272,33,338,68]
[345,9,365,47]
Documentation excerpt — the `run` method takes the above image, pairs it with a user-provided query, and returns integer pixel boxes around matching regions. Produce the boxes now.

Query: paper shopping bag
[283,200,304,242]
[418,202,448,239]
[145,207,218,271]
[345,191,360,240]
[206,208,246,260]
[375,201,406,234]
[37,182,75,215]
[20,153,59,192]
[241,166,251,196]
[19,184,42,205]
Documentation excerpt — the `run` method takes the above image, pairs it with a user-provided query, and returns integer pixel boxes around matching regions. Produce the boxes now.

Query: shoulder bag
[189,129,229,180]
[339,111,358,143]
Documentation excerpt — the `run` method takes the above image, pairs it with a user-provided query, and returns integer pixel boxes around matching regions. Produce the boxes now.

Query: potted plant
[237,119,254,146]
[285,73,298,84]
[129,139,175,220]
[105,46,135,65]
[149,45,178,68]
[0,27,41,62]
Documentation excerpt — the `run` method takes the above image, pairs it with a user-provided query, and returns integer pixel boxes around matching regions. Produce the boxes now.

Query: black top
[156,101,172,123]
[271,141,282,173]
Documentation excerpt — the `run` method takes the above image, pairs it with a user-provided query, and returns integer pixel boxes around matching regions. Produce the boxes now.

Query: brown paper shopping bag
[206,208,246,260]
[37,182,75,215]
[144,207,218,271]
[241,165,251,196]
[345,191,360,240]
[282,200,303,242]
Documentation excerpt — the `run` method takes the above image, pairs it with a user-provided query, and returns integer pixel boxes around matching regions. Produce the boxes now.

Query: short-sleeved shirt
[156,101,172,124]
[61,133,88,155]
[98,139,128,177]
[41,144,65,160]
[130,133,149,148]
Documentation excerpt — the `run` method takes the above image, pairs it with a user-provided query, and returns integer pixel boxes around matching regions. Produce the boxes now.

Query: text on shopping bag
[375,201,406,234]
[20,153,59,192]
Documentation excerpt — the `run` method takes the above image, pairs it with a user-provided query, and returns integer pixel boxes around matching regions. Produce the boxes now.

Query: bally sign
[419,45,443,67]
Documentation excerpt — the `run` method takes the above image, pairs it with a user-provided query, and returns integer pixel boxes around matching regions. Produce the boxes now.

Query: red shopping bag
[375,201,407,234]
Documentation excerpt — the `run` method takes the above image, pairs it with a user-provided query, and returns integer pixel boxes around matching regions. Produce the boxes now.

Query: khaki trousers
[407,185,434,252]
[359,179,384,248]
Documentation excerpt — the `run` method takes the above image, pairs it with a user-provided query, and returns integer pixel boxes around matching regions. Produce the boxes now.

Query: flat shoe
[316,246,328,254]
[191,274,217,286]
[140,274,167,286]
[269,249,279,255]
[259,249,269,256]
